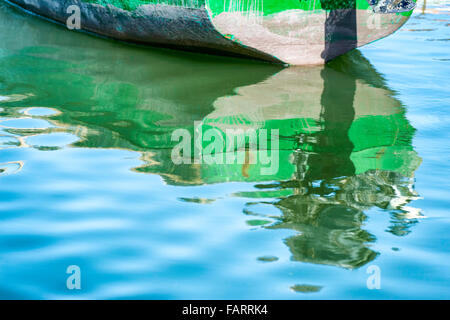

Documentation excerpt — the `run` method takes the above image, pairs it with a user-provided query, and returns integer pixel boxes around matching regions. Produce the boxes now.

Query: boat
[0,0,423,266]
[4,0,416,65]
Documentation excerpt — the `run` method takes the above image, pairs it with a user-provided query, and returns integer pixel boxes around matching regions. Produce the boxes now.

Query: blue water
[0,1,449,299]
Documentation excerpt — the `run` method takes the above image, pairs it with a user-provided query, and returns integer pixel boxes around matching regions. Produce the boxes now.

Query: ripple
[0,118,54,129]
[426,38,450,41]
[20,107,59,117]
[0,161,24,176]
[178,197,216,204]
[405,28,437,31]
[0,218,132,235]
[0,135,21,149]
[0,93,33,103]
[257,256,279,262]
[25,132,79,149]
[246,219,272,227]
[290,284,323,293]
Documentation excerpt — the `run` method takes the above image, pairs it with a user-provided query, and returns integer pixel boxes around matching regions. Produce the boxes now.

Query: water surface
[0,1,449,299]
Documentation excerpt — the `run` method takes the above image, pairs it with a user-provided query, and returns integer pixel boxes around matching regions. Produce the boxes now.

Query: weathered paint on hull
[5,0,416,64]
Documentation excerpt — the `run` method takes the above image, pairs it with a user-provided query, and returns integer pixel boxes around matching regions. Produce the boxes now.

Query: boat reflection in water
[155,55,422,269]
[0,2,422,270]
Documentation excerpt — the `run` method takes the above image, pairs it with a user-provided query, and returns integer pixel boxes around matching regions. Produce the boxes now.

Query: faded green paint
[206,0,415,17]
[207,0,368,17]
[79,0,414,16]
[81,0,205,11]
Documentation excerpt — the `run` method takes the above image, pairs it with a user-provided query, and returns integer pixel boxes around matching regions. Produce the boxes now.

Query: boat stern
[206,0,417,65]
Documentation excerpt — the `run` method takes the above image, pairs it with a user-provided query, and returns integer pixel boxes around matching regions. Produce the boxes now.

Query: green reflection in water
[0,2,421,270]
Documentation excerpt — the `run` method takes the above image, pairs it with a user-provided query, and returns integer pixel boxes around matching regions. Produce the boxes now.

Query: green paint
[78,0,414,16]
[206,0,415,17]
[81,0,205,11]
[206,0,361,17]
[0,2,419,185]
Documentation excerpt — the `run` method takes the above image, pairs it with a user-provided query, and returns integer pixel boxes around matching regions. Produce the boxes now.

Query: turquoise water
[0,1,449,299]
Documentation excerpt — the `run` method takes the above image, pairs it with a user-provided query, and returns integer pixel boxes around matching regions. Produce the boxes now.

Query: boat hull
[5,0,416,64]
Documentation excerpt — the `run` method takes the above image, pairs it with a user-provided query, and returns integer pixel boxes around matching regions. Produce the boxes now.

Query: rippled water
[0,1,449,299]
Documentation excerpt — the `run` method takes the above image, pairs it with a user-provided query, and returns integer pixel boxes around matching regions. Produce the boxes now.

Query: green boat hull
[5,0,416,64]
